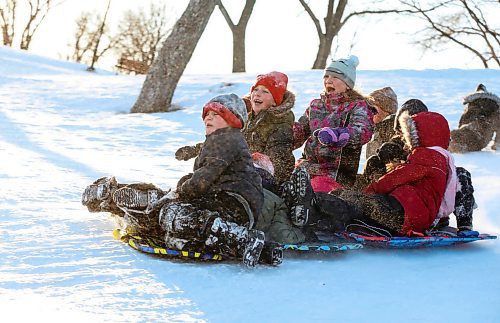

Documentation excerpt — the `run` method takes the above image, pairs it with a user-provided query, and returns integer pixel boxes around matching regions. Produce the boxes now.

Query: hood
[267,90,295,117]
[463,83,500,107]
[399,111,450,150]
[244,90,296,119]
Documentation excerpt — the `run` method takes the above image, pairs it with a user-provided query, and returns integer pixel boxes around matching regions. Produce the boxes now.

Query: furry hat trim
[399,111,419,150]
[463,84,500,106]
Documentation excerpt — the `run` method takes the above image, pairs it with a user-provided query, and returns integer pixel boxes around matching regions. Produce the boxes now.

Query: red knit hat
[251,71,288,106]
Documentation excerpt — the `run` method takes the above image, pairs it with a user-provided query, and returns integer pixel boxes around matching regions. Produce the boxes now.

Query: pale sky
[25,0,495,74]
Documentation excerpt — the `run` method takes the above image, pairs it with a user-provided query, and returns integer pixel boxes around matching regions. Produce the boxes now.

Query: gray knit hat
[324,55,359,89]
[202,93,248,128]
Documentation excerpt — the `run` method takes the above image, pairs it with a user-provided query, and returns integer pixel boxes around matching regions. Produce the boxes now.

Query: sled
[347,231,497,249]
[113,229,223,261]
[280,242,363,252]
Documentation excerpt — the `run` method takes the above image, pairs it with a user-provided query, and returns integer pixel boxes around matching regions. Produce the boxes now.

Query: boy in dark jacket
[83,94,269,267]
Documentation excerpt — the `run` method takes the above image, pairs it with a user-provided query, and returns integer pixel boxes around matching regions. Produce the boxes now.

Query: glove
[377,142,405,164]
[177,173,193,189]
[314,127,350,147]
[363,155,386,181]
[175,144,200,161]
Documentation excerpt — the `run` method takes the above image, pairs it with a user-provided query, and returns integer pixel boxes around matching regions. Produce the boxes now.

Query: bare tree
[87,0,112,71]
[131,0,217,114]
[68,1,114,71]
[113,2,172,74]
[20,0,64,50]
[401,0,499,68]
[299,0,415,69]
[69,11,93,63]
[0,0,16,46]
[217,0,256,72]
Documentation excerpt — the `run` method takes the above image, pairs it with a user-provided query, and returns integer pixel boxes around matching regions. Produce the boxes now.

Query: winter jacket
[294,90,374,187]
[243,91,296,184]
[365,114,396,158]
[254,189,306,244]
[178,127,264,224]
[365,112,451,234]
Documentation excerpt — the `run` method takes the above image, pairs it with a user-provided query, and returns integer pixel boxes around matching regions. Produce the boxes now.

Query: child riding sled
[82,94,276,267]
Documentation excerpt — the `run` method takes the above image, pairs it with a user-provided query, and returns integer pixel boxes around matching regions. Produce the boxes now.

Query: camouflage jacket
[365,114,396,158]
[243,91,296,184]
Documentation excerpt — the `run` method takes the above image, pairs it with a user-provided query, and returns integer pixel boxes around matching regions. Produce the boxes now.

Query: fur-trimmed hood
[463,84,500,107]
[399,111,450,150]
[265,90,295,118]
[243,90,295,119]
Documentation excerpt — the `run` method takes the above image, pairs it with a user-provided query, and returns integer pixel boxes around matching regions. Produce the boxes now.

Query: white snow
[1,46,499,322]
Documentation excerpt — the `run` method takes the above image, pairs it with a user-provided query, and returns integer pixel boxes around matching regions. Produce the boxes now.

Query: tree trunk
[232,27,246,72]
[312,34,334,69]
[131,0,217,113]
[217,0,256,73]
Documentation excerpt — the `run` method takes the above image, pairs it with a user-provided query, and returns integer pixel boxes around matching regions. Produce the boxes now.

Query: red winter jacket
[365,112,451,234]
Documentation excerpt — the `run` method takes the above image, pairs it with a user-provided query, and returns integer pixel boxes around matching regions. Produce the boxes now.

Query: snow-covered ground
[1,46,499,322]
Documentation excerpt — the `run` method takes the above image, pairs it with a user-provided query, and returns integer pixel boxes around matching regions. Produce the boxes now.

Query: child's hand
[175,145,198,161]
[314,127,350,147]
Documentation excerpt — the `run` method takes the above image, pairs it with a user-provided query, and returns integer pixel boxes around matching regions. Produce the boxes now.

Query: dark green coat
[254,189,306,244]
[243,91,296,184]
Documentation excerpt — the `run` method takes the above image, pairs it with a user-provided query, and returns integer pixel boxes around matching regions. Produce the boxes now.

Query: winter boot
[113,183,167,214]
[82,176,123,214]
[454,167,476,233]
[259,242,283,266]
[242,229,265,267]
[207,217,265,267]
[284,167,317,227]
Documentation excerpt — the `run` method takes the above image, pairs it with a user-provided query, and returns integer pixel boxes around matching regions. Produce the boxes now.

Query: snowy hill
[0,46,499,322]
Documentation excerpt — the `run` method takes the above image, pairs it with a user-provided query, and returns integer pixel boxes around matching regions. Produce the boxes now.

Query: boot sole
[82,183,108,205]
[113,187,150,209]
[243,230,265,267]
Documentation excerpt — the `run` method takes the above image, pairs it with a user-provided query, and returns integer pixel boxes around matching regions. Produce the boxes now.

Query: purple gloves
[314,127,350,147]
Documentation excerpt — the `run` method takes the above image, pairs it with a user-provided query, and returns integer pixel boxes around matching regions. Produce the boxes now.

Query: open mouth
[253,99,263,105]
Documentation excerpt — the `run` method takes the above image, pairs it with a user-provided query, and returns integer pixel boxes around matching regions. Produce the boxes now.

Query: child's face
[203,110,230,135]
[372,105,390,124]
[251,85,276,114]
[323,74,349,94]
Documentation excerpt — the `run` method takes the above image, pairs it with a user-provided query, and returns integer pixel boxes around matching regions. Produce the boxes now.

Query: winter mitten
[175,145,200,161]
[176,173,193,191]
[363,155,386,181]
[377,141,405,164]
[314,127,350,147]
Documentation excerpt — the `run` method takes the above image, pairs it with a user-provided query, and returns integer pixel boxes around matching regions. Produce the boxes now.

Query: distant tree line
[1,0,498,113]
